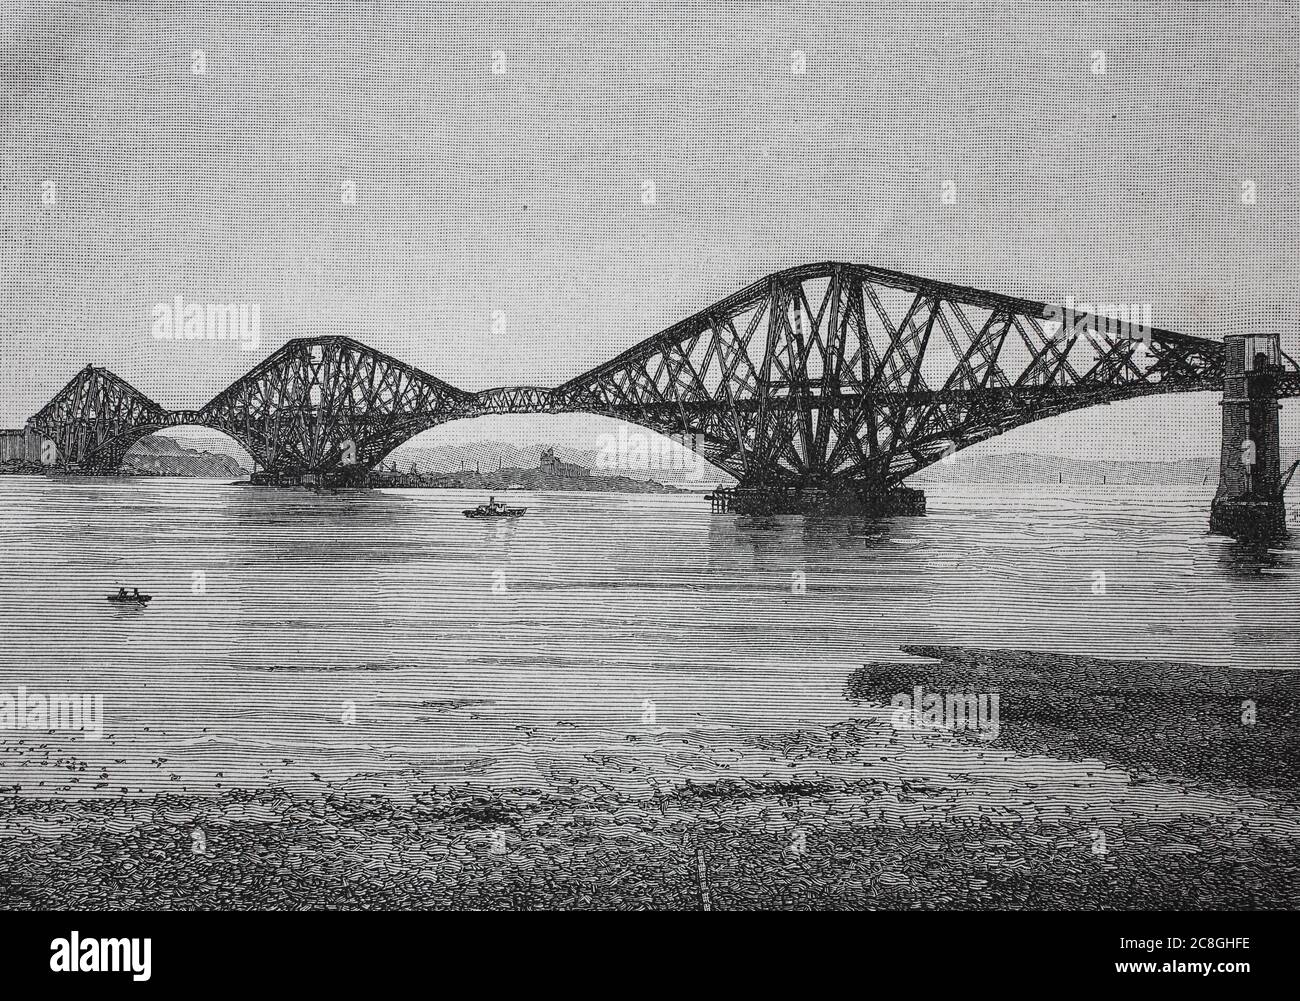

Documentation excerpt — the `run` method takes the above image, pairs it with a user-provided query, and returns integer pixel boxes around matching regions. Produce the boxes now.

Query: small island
[369,446,690,494]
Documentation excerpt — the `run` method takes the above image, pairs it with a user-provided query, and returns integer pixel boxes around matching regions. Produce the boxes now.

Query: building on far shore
[0,428,43,466]
[370,459,424,487]
[539,447,587,478]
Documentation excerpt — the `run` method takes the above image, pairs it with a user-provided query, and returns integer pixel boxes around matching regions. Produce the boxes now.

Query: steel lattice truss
[28,365,173,470]
[28,338,474,471]
[29,264,1280,485]
[475,386,574,415]
[198,336,475,471]
[504,262,1234,487]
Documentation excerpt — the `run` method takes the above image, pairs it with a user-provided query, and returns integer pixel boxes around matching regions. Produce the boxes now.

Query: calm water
[1,476,1298,809]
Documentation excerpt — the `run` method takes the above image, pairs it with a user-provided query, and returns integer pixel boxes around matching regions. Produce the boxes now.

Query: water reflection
[1209,534,1298,580]
[707,511,899,557]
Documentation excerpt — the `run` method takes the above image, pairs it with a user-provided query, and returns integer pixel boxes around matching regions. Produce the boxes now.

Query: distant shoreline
[368,466,692,493]
[914,451,1254,487]
[5,435,1262,488]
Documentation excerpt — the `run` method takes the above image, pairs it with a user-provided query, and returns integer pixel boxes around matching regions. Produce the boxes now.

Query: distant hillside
[126,436,1286,488]
[912,451,1286,486]
[384,440,720,488]
[125,435,250,479]
[375,465,686,493]
[386,442,587,474]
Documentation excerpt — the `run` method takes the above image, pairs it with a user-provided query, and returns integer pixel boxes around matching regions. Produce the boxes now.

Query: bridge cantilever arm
[1280,458,1300,494]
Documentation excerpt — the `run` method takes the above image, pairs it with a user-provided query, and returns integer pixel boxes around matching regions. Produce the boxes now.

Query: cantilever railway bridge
[22,262,1300,530]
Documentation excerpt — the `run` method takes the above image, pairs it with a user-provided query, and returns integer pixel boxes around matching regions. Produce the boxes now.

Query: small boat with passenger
[107,587,152,606]
[463,496,527,519]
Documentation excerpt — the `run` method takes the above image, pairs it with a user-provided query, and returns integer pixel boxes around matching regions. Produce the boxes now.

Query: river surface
[0,477,1297,812]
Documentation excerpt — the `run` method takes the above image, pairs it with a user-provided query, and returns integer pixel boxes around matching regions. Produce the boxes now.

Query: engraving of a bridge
[27,262,1294,513]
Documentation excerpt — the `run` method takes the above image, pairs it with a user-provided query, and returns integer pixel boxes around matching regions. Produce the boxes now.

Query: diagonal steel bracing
[27,263,1268,488]
[532,262,1239,490]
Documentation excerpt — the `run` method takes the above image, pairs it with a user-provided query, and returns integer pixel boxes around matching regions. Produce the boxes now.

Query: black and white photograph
[0,0,1294,987]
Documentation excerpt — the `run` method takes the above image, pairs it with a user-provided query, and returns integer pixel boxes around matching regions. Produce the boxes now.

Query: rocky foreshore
[1,645,1297,910]
[0,776,1295,910]
[846,645,1300,802]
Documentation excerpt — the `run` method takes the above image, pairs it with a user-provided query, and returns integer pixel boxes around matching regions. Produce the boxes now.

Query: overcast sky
[1,0,1296,461]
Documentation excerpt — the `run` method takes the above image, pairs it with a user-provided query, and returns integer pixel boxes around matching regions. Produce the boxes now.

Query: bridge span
[20,262,1300,538]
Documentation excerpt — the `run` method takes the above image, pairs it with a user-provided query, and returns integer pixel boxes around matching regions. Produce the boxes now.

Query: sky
[1,0,1297,462]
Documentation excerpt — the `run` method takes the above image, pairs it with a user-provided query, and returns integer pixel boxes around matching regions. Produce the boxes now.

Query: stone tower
[1210,333,1287,539]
